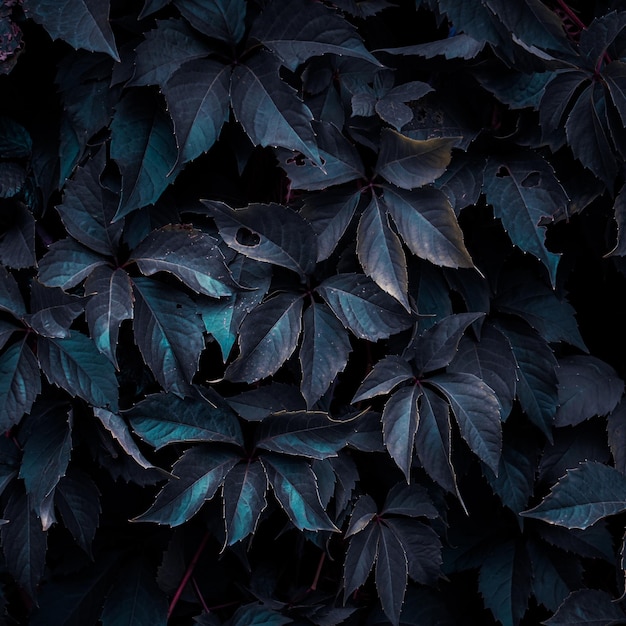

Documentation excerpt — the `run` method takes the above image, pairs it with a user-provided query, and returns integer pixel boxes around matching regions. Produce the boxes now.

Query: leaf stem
[310,551,326,591]
[167,530,210,619]
[555,0,586,31]
[192,576,211,614]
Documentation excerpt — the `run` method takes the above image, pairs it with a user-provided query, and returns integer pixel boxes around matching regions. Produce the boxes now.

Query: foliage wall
[2,0,626,623]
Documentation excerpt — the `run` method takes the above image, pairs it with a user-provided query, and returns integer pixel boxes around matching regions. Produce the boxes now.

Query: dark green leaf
[352,355,413,402]
[127,392,244,449]
[376,523,408,626]
[25,281,84,339]
[544,589,626,626]
[344,521,379,600]
[173,0,246,44]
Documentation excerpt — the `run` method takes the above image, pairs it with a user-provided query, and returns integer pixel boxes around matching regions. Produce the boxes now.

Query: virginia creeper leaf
[0,203,36,269]
[228,603,292,626]
[227,383,306,421]
[544,589,626,626]
[345,494,378,537]
[608,399,626,475]
[173,0,246,44]
[381,482,438,518]
[376,523,408,626]
[0,266,25,317]
[378,34,485,60]
[25,281,84,339]
[352,355,413,403]
[343,521,379,600]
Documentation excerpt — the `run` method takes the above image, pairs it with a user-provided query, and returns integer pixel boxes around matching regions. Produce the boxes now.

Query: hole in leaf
[235,227,261,246]
[521,172,541,187]
[496,166,510,178]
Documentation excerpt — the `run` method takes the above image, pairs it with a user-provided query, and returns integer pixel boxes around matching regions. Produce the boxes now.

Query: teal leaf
[254,411,353,460]
[85,266,134,368]
[544,589,626,626]
[162,59,231,165]
[223,460,268,545]
[352,355,413,403]
[483,152,567,286]
[100,559,168,626]
[228,603,292,626]
[132,278,205,396]
[0,318,20,352]
[0,163,26,198]
[376,130,456,190]
[23,0,119,60]
[427,372,502,474]
[230,51,321,166]
[382,385,421,481]
[357,194,409,310]
[173,0,246,44]
[131,224,239,297]
[300,301,352,408]
[37,332,119,410]
[0,117,32,159]
[134,446,239,526]
[227,382,306,421]
[126,392,243,449]
[521,461,626,529]
[317,273,413,341]
[0,266,25,317]
[376,523,408,626]
[383,186,473,268]
[378,34,485,60]
[205,200,318,277]
[110,90,178,220]
[0,203,36,269]
[225,293,304,384]
[0,339,41,432]
[24,281,84,339]
[343,521,379,600]
[250,0,380,71]
[261,453,338,532]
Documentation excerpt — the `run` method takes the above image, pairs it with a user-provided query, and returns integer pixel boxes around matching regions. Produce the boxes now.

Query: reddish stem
[555,0,586,31]
[310,551,326,591]
[192,576,210,614]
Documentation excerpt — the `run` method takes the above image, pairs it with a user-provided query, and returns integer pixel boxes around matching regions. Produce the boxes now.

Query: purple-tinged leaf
[384,186,473,268]
[345,494,377,537]
[376,523,408,626]
[223,460,268,545]
[225,293,304,384]
[478,539,532,626]
[602,60,626,129]
[132,278,205,396]
[56,150,122,256]
[382,385,421,481]
[129,18,212,87]
[24,281,84,339]
[205,201,318,277]
[250,0,380,71]
[427,372,502,474]
[608,399,626,475]
[173,0,246,44]
[134,446,239,526]
[162,59,231,165]
[330,454,359,515]
[544,589,626,626]
[382,483,438,519]
[343,522,379,600]
[229,603,292,626]
[357,194,409,310]
[23,0,119,60]
[0,266,25,317]
[230,51,321,166]
[100,558,168,626]
[85,266,133,368]
[375,82,434,131]
[261,453,338,532]
[0,339,40,432]
[255,411,352,460]
[522,462,626,529]
[317,273,413,341]
[127,392,243,449]
[579,12,626,68]
[435,153,486,214]
[55,469,100,557]
[1,489,47,600]
[554,355,623,427]
[352,355,413,403]
[378,34,485,60]
[38,332,119,411]
[0,319,20,351]
[19,405,72,529]
[376,130,456,190]
[131,225,238,297]
[0,203,36,269]
[300,301,352,408]
[110,90,178,220]
[37,238,107,290]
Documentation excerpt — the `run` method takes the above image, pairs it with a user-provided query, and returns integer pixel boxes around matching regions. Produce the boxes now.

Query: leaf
[254,411,353,460]
[135,446,239,526]
[250,0,379,71]
[0,203,36,269]
[608,399,626,475]
[357,194,409,310]
[522,462,626,529]
[100,559,168,626]
[352,356,413,402]
[300,301,352,408]
[0,339,41,432]
[37,332,119,411]
[376,523,408,626]
[426,372,502,474]
[544,589,626,626]
[225,293,304,384]
[24,281,84,339]
[1,489,47,600]
[317,273,413,341]
[132,277,205,396]
[23,0,119,60]
[126,392,244,449]
[205,200,318,277]
[383,186,473,268]
[0,163,25,198]
[223,460,268,545]
[382,385,421,481]
[227,383,306,421]
[228,603,292,626]
[261,453,338,532]
[0,117,32,159]
[230,51,321,166]
[19,405,72,529]
[0,266,25,317]
[554,355,623,427]
[173,0,246,44]
[345,494,378,537]
[378,34,485,60]
[382,483,438,519]
[162,59,231,165]
[376,130,456,190]
[343,521,379,599]
[110,90,178,220]
[84,266,134,368]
